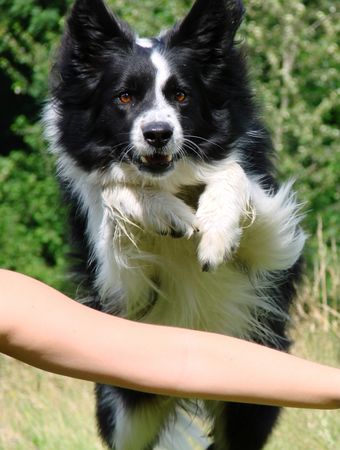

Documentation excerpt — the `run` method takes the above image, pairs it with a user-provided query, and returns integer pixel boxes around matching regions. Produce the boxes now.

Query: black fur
[47,1,304,449]
[51,0,273,181]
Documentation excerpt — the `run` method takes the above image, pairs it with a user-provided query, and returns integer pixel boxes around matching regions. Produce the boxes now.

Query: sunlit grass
[0,356,105,450]
[265,326,340,450]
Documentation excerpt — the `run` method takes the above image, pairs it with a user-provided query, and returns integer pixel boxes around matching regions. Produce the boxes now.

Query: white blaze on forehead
[150,51,172,101]
[136,37,154,48]
[130,49,183,160]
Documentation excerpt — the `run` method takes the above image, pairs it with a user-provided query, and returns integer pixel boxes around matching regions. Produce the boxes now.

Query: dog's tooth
[141,156,148,163]
[165,155,173,162]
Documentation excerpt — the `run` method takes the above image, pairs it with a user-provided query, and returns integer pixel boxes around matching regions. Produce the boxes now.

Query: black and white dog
[44,0,305,448]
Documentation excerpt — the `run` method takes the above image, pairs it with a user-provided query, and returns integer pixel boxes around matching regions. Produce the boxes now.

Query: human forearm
[178,330,340,409]
[1,270,339,409]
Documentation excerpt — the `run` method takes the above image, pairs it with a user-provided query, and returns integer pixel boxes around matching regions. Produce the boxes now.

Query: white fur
[136,37,154,48]
[43,103,304,333]
[44,95,306,449]
[130,50,183,160]
[114,398,174,450]
[195,160,252,270]
[239,180,306,271]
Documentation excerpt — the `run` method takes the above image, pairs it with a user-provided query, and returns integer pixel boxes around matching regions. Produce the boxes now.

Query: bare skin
[0,269,339,409]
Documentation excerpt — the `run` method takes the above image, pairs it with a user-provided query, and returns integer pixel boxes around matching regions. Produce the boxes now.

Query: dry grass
[265,326,340,450]
[0,355,105,450]
[295,216,339,335]
[264,220,340,450]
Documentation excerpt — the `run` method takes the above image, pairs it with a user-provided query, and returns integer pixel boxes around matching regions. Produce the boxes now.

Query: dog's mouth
[137,153,174,174]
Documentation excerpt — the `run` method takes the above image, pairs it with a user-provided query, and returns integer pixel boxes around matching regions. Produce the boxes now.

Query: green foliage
[0,0,70,288]
[107,0,192,35]
[0,0,69,99]
[0,136,69,290]
[0,0,338,306]
[242,0,339,254]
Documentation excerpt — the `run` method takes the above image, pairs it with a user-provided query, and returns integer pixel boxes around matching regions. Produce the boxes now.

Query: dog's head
[50,0,251,180]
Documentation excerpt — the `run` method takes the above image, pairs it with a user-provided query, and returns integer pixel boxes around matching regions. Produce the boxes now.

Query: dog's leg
[195,162,251,271]
[205,235,303,450]
[102,185,197,238]
[206,402,280,450]
[208,321,289,450]
[96,385,174,450]
[195,164,305,273]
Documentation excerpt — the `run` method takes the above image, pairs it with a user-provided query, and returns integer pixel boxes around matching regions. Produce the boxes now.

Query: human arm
[0,269,339,409]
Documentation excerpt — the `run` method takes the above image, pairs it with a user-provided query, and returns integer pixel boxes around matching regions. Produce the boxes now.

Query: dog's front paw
[144,193,197,239]
[195,188,245,271]
[156,210,197,239]
[197,223,242,272]
[194,162,252,271]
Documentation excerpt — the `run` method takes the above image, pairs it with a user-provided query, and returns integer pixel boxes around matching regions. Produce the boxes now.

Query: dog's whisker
[108,141,131,159]
[185,134,226,153]
[117,143,135,163]
[182,138,205,162]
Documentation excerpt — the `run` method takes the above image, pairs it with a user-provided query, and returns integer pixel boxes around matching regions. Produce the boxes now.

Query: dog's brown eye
[118,92,133,104]
[175,91,186,103]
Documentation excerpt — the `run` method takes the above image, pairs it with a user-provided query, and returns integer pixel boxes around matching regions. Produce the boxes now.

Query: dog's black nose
[142,122,173,148]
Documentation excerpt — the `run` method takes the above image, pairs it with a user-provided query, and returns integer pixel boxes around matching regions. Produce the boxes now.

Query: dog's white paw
[195,174,248,271]
[143,193,197,239]
[196,222,242,272]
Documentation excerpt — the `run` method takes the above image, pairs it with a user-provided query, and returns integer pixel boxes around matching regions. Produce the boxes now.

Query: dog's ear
[165,0,244,60]
[52,0,134,101]
[66,0,134,53]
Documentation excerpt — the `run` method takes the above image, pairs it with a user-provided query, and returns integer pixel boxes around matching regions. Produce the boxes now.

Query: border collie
[44,0,306,448]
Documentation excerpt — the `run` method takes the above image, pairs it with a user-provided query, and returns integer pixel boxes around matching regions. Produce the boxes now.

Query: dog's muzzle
[138,121,175,174]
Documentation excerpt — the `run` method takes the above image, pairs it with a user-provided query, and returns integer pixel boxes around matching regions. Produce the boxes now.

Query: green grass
[0,321,339,450]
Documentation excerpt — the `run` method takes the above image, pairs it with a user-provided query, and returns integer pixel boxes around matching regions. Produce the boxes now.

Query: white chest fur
[57,154,305,345]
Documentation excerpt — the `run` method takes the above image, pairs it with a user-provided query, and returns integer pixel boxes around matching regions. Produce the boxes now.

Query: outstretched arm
[0,269,339,409]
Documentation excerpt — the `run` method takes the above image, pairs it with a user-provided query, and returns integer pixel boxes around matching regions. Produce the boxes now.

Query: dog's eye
[118,92,133,104]
[175,91,186,103]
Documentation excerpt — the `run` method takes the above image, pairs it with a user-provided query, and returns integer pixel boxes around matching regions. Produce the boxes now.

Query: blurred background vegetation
[0,0,338,315]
